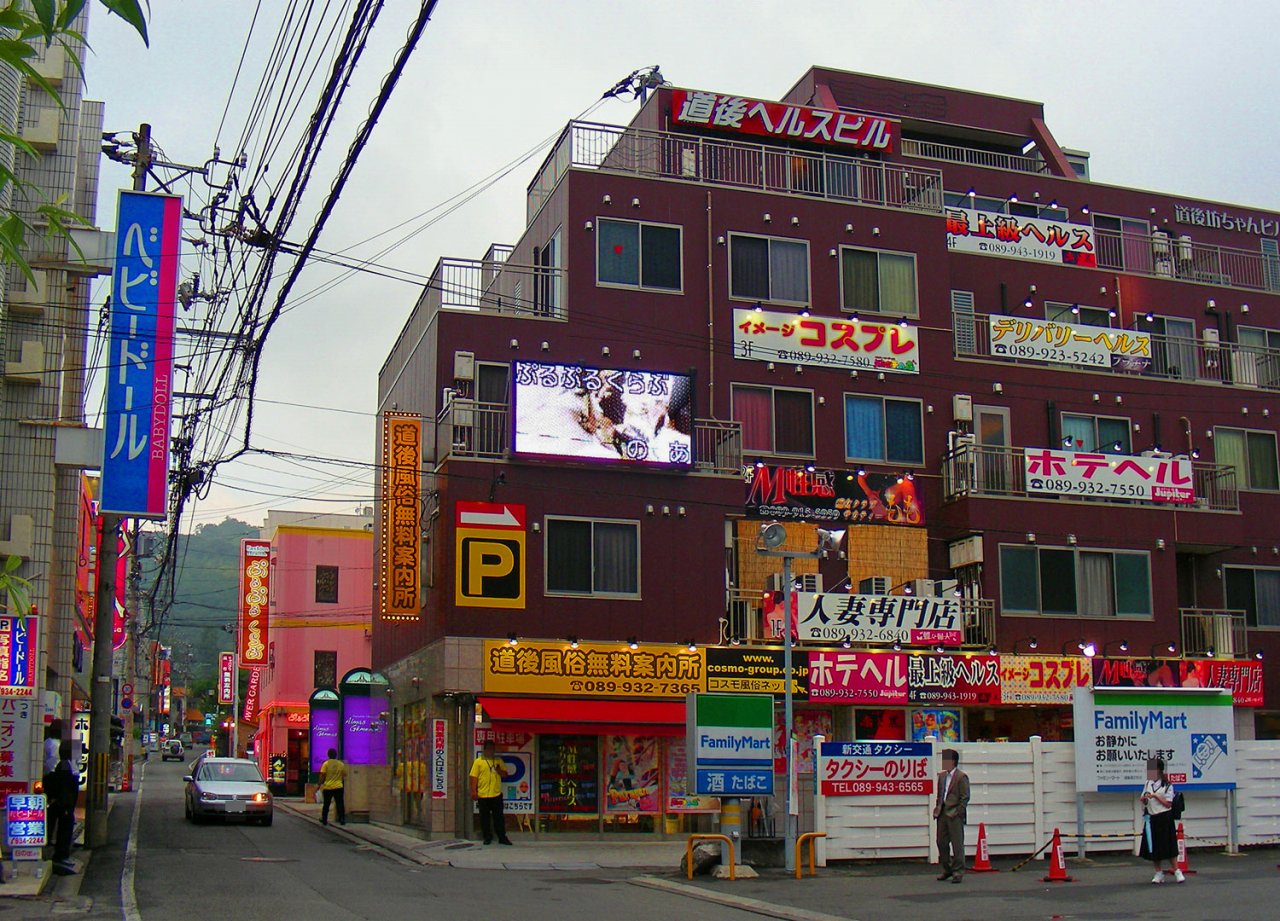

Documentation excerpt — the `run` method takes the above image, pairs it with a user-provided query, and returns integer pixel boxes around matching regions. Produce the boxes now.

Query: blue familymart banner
[101,190,182,518]
[1073,687,1235,792]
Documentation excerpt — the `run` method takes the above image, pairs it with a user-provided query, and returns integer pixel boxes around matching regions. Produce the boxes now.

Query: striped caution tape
[1059,832,1141,839]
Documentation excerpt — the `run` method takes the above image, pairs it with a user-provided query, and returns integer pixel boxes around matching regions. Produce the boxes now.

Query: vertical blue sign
[0,617,34,695]
[101,190,182,518]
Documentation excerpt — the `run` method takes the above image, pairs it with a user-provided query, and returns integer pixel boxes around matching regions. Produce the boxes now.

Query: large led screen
[512,361,694,466]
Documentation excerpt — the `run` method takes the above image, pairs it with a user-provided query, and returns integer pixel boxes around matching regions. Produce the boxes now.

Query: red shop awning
[478,696,687,737]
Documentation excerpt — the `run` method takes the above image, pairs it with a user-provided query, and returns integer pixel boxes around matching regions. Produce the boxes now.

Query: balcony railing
[528,121,945,223]
[725,588,997,649]
[436,398,741,474]
[423,257,566,321]
[952,306,1280,392]
[1179,608,1249,658]
[941,443,1239,512]
[1094,227,1280,293]
[901,137,1050,174]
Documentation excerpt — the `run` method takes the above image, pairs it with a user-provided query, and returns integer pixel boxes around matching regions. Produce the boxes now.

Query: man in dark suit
[933,748,970,883]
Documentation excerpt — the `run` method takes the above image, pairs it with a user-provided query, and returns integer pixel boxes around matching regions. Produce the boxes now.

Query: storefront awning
[478,697,687,737]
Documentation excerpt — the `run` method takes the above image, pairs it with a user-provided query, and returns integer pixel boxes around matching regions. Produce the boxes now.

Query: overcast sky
[80,0,1280,531]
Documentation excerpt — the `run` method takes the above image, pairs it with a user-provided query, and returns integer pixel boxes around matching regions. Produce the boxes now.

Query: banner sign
[379,413,421,620]
[907,654,1001,705]
[218,652,235,704]
[1073,687,1236,791]
[819,741,933,796]
[733,307,919,374]
[672,88,898,152]
[483,640,704,698]
[810,651,1002,706]
[455,502,526,610]
[309,706,339,774]
[238,540,271,668]
[539,735,598,814]
[689,693,774,797]
[910,710,960,743]
[795,593,963,646]
[744,464,923,525]
[242,667,261,722]
[1093,658,1263,707]
[774,708,832,774]
[705,646,808,698]
[999,655,1093,705]
[1025,449,1194,504]
[0,698,34,796]
[5,794,46,847]
[101,190,182,518]
[988,316,1151,372]
[605,735,661,813]
[430,719,447,800]
[0,617,34,696]
[342,695,388,766]
[473,727,535,814]
[946,207,1098,267]
[665,738,720,812]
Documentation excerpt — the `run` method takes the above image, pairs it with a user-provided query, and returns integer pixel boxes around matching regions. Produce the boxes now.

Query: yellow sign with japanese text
[999,654,1092,705]
[483,641,705,699]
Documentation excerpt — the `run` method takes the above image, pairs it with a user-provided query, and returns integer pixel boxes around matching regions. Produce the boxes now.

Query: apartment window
[1061,413,1130,454]
[597,219,681,291]
[545,517,639,597]
[533,231,561,313]
[840,247,918,316]
[732,385,814,457]
[1000,545,1152,617]
[729,233,809,304]
[315,565,339,604]
[314,650,338,689]
[1225,566,1280,628]
[1236,326,1280,389]
[844,395,923,464]
[1214,427,1279,491]
[1046,301,1111,328]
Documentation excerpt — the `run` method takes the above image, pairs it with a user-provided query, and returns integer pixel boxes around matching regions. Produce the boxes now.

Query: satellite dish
[759,522,787,549]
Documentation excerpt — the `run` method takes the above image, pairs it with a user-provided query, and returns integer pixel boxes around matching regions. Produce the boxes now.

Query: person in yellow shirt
[319,748,347,826]
[469,740,512,845]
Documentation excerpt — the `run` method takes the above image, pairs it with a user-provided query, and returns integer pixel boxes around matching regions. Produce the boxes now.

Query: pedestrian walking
[45,739,79,875]
[43,719,64,774]
[469,740,512,845]
[1140,756,1182,883]
[933,747,970,883]
[319,748,347,826]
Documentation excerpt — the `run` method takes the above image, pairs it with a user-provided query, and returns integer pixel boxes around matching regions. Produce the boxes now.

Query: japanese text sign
[1173,203,1280,236]
[1073,688,1235,792]
[688,693,774,797]
[483,640,704,699]
[1093,658,1263,708]
[819,741,933,796]
[988,316,1151,372]
[809,651,909,705]
[744,464,923,526]
[0,617,34,696]
[796,593,962,646]
[0,698,34,795]
[907,654,1001,705]
[430,718,447,800]
[218,652,234,704]
[672,89,897,153]
[946,207,1097,267]
[101,190,182,518]
[238,540,271,668]
[5,794,46,847]
[1202,661,1264,708]
[999,655,1092,705]
[1025,448,1194,503]
[705,646,808,698]
[379,413,421,620]
[733,307,918,375]
[242,667,261,722]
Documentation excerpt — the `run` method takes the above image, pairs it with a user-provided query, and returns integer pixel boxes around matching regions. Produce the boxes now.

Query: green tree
[0,553,32,613]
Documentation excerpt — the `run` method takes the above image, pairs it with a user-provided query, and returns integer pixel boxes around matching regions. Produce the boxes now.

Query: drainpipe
[707,190,715,416]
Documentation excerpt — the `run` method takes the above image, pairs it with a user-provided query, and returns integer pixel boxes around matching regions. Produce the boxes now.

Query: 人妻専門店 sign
[455,502,526,609]
[705,646,808,698]
[483,640,704,698]
[818,741,933,796]
[733,307,918,374]
[808,651,1002,706]
[1092,657,1263,708]
[988,315,1151,372]
[1025,448,1194,504]
[379,413,421,620]
[672,89,897,152]
[1073,687,1236,791]
[999,655,1092,705]
[238,539,271,669]
[744,464,923,525]
[795,592,962,646]
[945,207,1097,267]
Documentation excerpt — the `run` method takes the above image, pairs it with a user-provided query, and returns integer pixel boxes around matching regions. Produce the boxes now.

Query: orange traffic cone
[970,822,998,872]
[1042,827,1074,882]
[1172,822,1196,876]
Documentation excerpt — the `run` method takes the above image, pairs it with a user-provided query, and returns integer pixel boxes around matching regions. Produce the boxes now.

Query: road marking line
[121,762,145,921]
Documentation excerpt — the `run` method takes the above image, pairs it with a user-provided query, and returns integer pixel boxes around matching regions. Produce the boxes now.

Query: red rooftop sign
[672,89,897,153]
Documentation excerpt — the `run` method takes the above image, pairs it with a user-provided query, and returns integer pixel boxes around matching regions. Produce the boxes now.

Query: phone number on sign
[565,680,701,695]
[991,343,1108,366]
[822,780,932,796]
[1030,478,1146,497]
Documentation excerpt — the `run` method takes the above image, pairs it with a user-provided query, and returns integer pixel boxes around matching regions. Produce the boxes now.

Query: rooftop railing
[901,137,1050,174]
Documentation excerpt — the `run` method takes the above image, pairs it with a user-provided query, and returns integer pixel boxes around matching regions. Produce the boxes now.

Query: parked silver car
[184,757,273,825]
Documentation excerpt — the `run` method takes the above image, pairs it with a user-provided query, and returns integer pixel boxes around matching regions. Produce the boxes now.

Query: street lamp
[755,521,844,872]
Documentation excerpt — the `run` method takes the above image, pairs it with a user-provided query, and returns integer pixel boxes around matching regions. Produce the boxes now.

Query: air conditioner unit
[908,579,937,597]
[1177,234,1194,263]
[799,573,823,594]
[680,148,698,178]
[1141,449,1172,459]
[948,431,976,452]
[453,350,475,381]
[935,579,960,598]
[858,576,892,595]
[952,393,973,423]
[767,572,822,594]
[1202,327,1221,346]
[1151,230,1170,257]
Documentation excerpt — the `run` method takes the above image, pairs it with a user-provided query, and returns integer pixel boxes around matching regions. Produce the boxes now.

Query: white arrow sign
[459,506,520,528]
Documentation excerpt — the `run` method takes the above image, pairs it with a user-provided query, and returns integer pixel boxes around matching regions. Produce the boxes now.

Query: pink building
[252,510,373,794]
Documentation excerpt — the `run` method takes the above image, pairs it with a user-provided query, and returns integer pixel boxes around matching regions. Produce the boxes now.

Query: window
[597,219,681,291]
[314,650,338,689]
[840,247,918,316]
[315,565,339,604]
[729,233,809,304]
[533,231,561,313]
[1092,213,1151,273]
[1214,427,1279,491]
[1225,566,1280,627]
[1000,545,1152,617]
[844,395,923,464]
[943,192,1070,221]
[1236,326,1280,389]
[1061,413,1130,454]
[1045,301,1111,328]
[545,518,639,597]
[732,385,814,457]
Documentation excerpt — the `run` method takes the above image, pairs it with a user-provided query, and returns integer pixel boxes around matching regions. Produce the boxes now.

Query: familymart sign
[687,693,774,797]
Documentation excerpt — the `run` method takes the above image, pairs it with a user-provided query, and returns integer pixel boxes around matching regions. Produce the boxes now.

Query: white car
[161,740,185,762]
[184,757,273,825]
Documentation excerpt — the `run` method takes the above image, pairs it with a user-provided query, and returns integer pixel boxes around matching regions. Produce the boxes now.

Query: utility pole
[88,123,151,848]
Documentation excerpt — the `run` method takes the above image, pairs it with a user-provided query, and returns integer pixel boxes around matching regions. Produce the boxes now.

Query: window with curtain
[729,233,809,304]
[1045,301,1111,328]
[1214,427,1279,490]
[732,385,813,457]
[545,518,639,597]
[597,219,681,290]
[1226,567,1280,627]
[844,395,923,463]
[1062,413,1131,453]
[840,247,918,316]
[998,545,1151,617]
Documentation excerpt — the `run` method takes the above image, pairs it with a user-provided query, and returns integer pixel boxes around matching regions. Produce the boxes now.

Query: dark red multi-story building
[373,68,1279,837]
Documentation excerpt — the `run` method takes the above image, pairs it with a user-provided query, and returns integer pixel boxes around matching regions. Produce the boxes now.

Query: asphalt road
[72,761,762,921]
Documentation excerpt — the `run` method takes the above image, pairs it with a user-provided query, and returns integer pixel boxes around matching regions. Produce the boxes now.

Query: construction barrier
[969,822,997,872]
[1172,822,1197,877]
[795,832,826,880]
[1042,828,1074,883]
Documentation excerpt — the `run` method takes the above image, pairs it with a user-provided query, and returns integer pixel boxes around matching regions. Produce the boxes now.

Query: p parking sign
[455,502,525,609]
